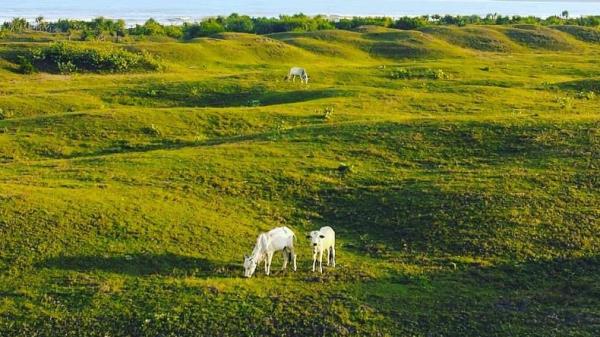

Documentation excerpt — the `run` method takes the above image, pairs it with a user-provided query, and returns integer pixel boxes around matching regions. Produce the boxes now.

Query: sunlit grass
[0,26,599,336]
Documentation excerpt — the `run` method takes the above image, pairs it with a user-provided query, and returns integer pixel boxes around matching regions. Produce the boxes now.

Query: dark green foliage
[23,42,162,73]
[129,18,184,39]
[16,55,35,74]
[224,13,255,33]
[393,17,430,30]
[43,17,126,41]
[2,17,29,32]
[334,17,394,30]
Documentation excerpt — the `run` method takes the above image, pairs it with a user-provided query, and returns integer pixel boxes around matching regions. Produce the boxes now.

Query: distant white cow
[243,226,297,278]
[307,226,335,273]
[286,67,309,84]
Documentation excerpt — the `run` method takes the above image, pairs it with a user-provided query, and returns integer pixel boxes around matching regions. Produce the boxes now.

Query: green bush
[389,67,449,80]
[17,55,35,74]
[24,42,162,73]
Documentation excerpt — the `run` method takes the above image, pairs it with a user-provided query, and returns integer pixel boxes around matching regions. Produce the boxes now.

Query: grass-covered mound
[269,31,370,59]
[551,25,600,43]
[0,27,599,336]
[362,30,467,59]
[419,26,517,52]
[20,42,162,74]
[503,25,577,50]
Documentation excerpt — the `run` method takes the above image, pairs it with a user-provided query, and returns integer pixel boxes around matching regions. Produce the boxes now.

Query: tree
[394,16,429,30]
[35,16,48,31]
[225,13,254,33]
[562,10,569,19]
[3,17,29,32]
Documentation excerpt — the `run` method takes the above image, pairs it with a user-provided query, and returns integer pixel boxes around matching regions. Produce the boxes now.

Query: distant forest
[2,12,600,40]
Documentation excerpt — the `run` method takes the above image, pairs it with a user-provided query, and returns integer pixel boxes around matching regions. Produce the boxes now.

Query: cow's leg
[290,247,297,271]
[331,246,336,268]
[326,247,331,266]
[282,249,288,270]
[318,250,324,273]
[293,75,296,82]
[266,252,274,275]
[312,251,317,272]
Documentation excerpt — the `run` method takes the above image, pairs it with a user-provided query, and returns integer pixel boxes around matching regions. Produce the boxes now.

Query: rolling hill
[0,25,599,336]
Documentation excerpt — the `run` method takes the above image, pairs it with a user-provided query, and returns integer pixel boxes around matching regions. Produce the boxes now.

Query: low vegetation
[388,67,449,80]
[0,18,598,336]
[18,42,162,74]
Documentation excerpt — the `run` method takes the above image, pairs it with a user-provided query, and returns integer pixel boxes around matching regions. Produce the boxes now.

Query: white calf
[243,226,297,278]
[286,67,309,84]
[307,226,335,273]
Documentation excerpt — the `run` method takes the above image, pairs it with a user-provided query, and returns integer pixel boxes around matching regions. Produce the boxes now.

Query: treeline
[2,12,600,41]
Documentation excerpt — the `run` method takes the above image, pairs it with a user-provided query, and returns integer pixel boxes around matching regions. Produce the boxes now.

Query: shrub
[24,42,162,73]
[389,67,449,80]
[337,163,352,177]
[57,60,77,74]
[319,106,334,121]
[575,91,596,100]
[556,96,574,110]
[247,99,261,107]
[0,108,13,120]
[393,16,429,30]
[17,55,35,74]
[141,124,161,136]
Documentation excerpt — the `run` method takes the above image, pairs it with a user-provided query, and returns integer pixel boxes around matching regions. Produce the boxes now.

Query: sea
[2,0,600,26]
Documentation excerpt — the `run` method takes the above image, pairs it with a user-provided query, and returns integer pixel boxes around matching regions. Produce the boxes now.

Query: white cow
[307,226,335,273]
[286,67,309,84]
[243,226,297,278]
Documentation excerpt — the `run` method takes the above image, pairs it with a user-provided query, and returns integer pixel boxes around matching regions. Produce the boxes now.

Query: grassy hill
[0,25,599,336]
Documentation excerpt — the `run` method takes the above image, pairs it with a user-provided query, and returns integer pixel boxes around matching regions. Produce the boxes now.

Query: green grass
[501,25,580,51]
[419,26,519,52]
[0,25,599,336]
[551,25,600,43]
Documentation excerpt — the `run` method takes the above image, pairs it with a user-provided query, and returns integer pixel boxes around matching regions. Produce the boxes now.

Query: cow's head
[307,231,325,250]
[243,255,257,278]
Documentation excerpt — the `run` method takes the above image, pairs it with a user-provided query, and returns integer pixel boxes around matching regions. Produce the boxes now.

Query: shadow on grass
[371,255,600,336]
[67,133,266,159]
[12,256,600,336]
[105,81,353,108]
[37,253,238,277]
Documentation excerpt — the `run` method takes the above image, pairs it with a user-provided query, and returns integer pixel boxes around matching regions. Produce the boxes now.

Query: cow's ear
[319,235,325,239]
[244,254,248,259]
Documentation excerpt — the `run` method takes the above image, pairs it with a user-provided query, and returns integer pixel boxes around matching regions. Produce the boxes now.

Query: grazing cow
[243,226,297,278]
[286,67,309,84]
[307,226,335,273]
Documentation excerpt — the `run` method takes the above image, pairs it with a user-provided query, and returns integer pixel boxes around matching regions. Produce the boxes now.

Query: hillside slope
[0,26,599,336]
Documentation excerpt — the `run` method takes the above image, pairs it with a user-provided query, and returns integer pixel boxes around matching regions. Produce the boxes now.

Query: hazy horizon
[3,0,600,26]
